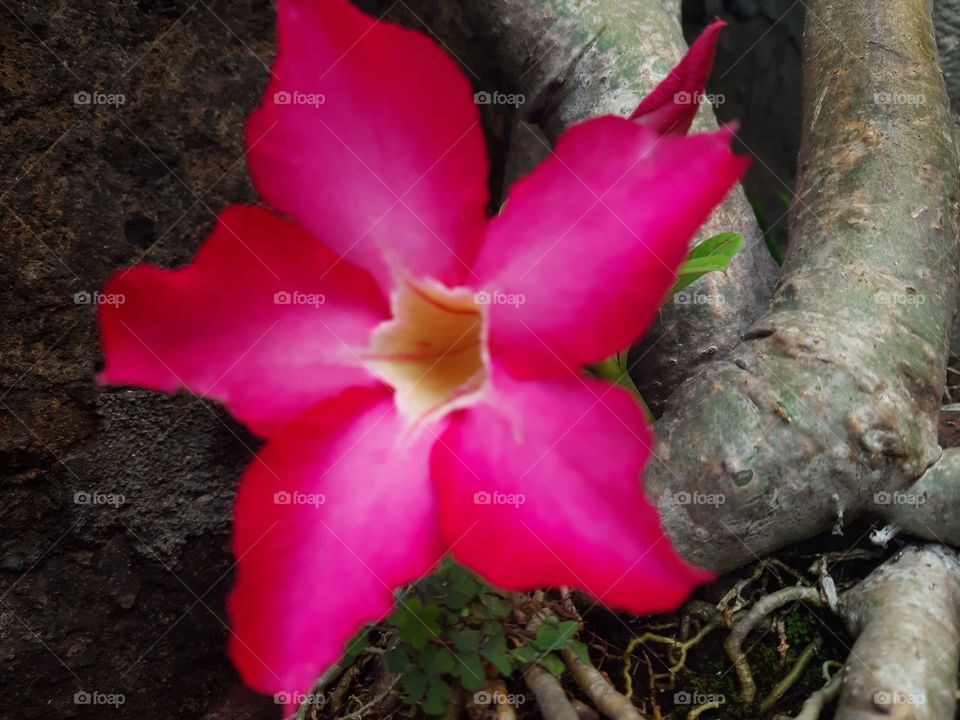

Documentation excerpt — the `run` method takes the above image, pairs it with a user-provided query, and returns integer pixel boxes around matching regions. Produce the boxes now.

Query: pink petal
[98,206,388,438]
[432,368,710,614]
[228,387,446,695]
[472,118,748,379]
[246,0,489,290]
[629,20,725,135]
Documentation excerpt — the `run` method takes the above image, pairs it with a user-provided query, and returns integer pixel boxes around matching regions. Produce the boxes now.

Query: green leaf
[420,645,456,676]
[451,653,486,691]
[384,647,410,673]
[538,653,566,676]
[448,564,480,597]
[392,599,440,649]
[535,620,579,652]
[510,645,538,664]
[585,354,652,421]
[480,633,513,675]
[451,628,482,654]
[423,679,453,715]
[401,671,429,703]
[567,640,591,666]
[479,593,511,618]
[444,590,470,610]
[482,621,505,639]
[672,232,743,293]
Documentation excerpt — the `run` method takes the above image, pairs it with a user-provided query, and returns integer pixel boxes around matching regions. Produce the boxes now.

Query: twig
[782,662,843,720]
[336,676,399,720]
[723,586,822,705]
[759,639,822,713]
[622,622,719,697]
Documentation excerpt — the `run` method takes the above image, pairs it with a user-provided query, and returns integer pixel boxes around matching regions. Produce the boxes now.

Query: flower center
[366,280,489,424]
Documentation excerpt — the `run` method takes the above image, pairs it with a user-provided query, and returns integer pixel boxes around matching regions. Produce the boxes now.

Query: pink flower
[97,1,744,698]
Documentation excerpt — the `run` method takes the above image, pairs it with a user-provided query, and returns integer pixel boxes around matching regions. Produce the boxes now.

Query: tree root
[561,646,647,720]
[686,701,720,720]
[759,638,822,713]
[881,447,960,546]
[777,662,844,720]
[621,621,719,698]
[834,545,960,720]
[524,664,579,720]
[723,586,823,705]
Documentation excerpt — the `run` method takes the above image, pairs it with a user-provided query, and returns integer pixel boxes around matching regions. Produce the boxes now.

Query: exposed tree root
[561,646,646,720]
[834,545,960,720]
[524,664,579,720]
[777,662,844,720]
[621,621,719,698]
[724,586,823,705]
[759,638,822,713]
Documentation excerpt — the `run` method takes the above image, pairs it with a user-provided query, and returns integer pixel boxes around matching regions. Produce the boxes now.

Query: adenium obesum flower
[97,1,743,698]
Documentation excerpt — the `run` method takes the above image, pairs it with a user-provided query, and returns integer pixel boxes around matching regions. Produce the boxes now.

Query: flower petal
[432,369,710,614]
[473,118,748,379]
[228,387,446,695]
[246,0,489,290]
[630,20,725,135]
[98,206,388,437]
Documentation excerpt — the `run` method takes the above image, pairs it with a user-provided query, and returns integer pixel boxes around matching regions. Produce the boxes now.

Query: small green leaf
[479,593,511,618]
[535,620,579,652]
[448,564,480,597]
[672,232,743,293]
[482,621,504,639]
[510,645,538,664]
[393,599,440,649]
[452,628,482,654]
[567,640,591,666]
[384,647,410,673]
[538,653,566,676]
[402,671,429,703]
[451,653,486,691]
[420,645,456,676]
[480,633,513,675]
[444,590,470,610]
[423,679,453,715]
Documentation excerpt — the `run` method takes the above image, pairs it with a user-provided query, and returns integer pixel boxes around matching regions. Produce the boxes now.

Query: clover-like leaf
[535,620,579,652]
[402,671,429,703]
[393,598,441,649]
[385,646,410,673]
[538,653,566,677]
[423,679,453,715]
[420,645,456,676]
[510,645,538,664]
[452,628,482,654]
[450,652,486,691]
[480,632,513,676]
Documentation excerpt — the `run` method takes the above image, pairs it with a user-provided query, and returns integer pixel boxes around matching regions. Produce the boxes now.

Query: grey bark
[463,0,778,416]
[879,446,960,546]
[834,545,960,720]
[646,0,960,573]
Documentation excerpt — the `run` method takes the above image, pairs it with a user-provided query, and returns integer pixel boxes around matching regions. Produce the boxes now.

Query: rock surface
[0,1,275,717]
